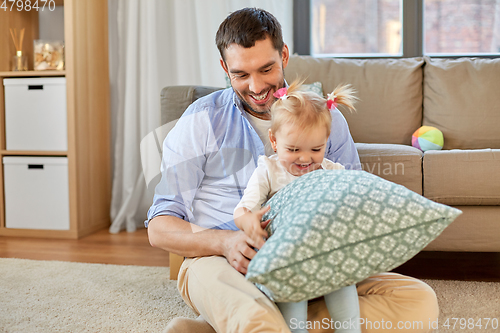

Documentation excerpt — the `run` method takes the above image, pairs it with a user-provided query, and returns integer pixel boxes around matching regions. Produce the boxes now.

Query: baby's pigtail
[327,84,358,112]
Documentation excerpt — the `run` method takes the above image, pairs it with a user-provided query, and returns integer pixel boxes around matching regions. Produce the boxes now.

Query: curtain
[108,0,293,233]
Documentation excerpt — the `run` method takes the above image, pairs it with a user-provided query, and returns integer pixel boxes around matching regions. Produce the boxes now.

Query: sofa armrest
[160,85,222,280]
[169,253,184,280]
[160,85,223,125]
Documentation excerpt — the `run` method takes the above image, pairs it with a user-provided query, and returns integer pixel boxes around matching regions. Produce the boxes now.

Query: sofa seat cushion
[285,56,424,145]
[424,206,500,252]
[423,57,500,149]
[423,149,500,205]
[356,143,423,195]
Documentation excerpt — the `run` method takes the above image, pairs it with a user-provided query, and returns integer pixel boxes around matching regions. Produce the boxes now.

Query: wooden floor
[392,251,500,282]
[0,227,170,267]
[1,227,499,282]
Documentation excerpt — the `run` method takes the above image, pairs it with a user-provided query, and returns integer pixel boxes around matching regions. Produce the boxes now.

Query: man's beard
[235,90,272,116]
[232,77,286,117]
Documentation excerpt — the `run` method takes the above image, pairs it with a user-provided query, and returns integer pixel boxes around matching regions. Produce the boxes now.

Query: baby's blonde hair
[270,79,357,137]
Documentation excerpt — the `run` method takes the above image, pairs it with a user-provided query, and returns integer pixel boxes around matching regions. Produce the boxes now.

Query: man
[147,8,438,333]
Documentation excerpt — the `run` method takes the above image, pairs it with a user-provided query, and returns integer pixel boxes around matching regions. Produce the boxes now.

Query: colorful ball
[412,126,444,151]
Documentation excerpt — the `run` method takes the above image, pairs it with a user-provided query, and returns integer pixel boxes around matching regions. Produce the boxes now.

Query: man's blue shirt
[146,87,361,230]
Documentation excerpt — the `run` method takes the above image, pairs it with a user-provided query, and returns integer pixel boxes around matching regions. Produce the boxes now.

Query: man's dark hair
[216,8,284,61]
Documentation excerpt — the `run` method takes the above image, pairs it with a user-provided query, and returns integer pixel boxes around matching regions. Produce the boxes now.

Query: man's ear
[281,44,290,69]
[220,57,229,75]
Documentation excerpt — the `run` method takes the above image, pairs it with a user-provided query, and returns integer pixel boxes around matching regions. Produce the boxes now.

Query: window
[311,0,402,57]
[424,0,500,55]
[294,0,500,57]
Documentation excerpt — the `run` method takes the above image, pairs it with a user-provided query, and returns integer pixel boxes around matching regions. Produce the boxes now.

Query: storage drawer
[3,157,70,230]
[3,78,67,151]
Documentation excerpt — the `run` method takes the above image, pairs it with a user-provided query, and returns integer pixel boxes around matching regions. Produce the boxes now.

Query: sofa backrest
[160,86,222,125]
[423,56,500,149]
[284,55,424,146]
[161,57,499,150]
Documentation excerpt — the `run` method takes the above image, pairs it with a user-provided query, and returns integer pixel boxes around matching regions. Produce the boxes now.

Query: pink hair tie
[273,87,288,100]
[327,92,338,110]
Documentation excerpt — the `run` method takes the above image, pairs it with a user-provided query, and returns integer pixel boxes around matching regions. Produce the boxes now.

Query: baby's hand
[235,206,271,250]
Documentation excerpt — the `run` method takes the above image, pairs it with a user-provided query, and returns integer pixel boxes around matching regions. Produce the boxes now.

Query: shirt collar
[232,90,246,115]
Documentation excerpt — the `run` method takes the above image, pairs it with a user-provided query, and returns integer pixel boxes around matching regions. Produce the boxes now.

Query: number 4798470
[1,0,56,12]
[442,318,499,330]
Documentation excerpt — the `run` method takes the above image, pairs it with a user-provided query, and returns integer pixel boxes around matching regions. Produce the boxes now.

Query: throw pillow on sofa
[246,170,461,302]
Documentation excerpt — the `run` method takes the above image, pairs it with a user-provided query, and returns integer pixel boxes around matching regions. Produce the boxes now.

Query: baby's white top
[234,154,344,213]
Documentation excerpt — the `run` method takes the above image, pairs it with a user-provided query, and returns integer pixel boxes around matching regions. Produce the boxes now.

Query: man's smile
[250,90,270,101]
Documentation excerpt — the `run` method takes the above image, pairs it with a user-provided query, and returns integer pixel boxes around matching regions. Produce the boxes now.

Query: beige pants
[178,256,439,333]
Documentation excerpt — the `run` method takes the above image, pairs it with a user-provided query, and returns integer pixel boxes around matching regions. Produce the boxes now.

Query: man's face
[220,38,289,120]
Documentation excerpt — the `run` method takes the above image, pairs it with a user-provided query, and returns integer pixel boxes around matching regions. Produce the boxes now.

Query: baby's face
[270,123,328,176]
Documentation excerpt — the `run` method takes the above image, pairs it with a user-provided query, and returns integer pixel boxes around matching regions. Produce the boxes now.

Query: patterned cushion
[301,81,324,97]
[246,170,461,302]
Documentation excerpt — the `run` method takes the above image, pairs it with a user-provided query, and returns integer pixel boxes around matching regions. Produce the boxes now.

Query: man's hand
[234,206,270,250]
[148,215,272,275]
[221,230,258,274]
[220,220,270,275]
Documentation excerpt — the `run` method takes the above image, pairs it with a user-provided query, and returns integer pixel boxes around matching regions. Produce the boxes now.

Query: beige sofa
[284,55,500,252]
[161,56,500,279]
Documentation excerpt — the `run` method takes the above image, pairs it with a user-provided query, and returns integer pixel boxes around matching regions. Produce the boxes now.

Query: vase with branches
[10,28,28,71]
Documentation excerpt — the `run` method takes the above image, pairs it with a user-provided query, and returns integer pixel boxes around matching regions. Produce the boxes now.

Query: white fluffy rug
[0,258,499,333]
[0,258,196,333]
[424,279,500,333]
